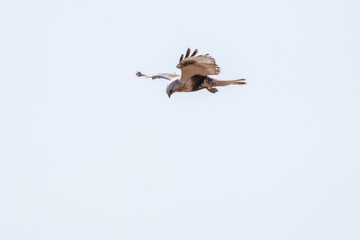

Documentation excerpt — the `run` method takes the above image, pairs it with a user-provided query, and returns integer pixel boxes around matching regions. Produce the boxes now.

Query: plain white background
[1,0,359,239]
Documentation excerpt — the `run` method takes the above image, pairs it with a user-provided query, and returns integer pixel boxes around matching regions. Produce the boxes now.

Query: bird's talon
[207,87,218,93]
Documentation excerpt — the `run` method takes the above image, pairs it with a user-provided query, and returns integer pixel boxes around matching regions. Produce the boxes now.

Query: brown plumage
[136,48,246,97]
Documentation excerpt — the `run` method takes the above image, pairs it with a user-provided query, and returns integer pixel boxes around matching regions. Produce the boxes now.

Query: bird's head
[166,79,180,98]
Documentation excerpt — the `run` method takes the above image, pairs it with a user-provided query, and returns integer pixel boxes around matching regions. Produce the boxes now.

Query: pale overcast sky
[1,0,359,239]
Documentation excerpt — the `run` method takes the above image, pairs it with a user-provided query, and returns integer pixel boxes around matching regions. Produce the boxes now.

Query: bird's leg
[203,78,218,93]
[206,87,218,93]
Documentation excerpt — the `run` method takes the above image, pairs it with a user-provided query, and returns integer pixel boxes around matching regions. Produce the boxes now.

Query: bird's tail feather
[213,79,246,87]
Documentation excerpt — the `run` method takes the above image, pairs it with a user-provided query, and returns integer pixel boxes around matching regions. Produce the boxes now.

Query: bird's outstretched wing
[136,71,179,81]
[176,48,220,84]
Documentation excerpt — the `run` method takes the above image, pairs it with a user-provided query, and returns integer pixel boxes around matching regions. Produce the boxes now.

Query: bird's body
[136,48,246,97]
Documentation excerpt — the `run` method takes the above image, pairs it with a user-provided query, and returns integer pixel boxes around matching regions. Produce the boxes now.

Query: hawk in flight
[136,48,246,97]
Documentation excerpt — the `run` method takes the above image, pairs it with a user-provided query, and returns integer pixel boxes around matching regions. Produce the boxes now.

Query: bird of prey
[136,48,246,97]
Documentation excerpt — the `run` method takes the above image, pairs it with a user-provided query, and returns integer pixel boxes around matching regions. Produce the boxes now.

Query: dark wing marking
[190,49,198,57]
[178,48,198,63]
[185,48,191,58]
